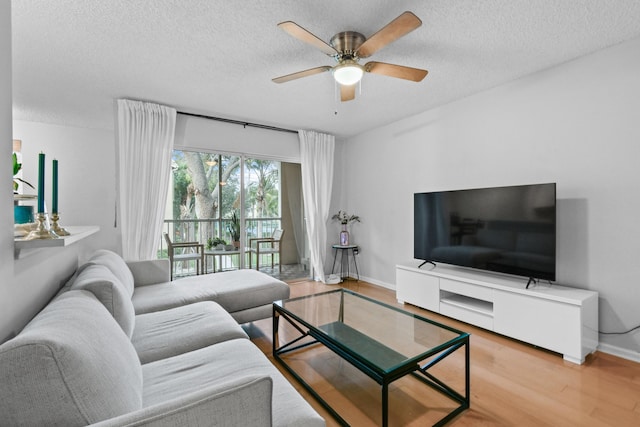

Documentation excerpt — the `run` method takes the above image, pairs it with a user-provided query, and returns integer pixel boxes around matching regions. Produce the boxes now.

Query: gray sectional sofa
[0,250,324,426]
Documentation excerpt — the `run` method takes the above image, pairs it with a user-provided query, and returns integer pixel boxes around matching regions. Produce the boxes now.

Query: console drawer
[440,278,493,301]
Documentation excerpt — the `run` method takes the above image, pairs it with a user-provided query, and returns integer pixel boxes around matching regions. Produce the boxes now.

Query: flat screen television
[414,183,556,283]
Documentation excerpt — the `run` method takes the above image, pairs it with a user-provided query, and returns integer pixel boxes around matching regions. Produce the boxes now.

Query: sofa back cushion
[88,249,135,296]
[71,263,136,338]
[0,290,143,426]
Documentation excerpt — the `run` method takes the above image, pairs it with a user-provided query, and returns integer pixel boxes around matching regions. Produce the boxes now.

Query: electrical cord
[528,281,639,336]
[599,324,640,335]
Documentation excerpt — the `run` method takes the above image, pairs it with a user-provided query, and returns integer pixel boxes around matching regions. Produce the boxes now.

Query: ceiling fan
[272,11,428,102]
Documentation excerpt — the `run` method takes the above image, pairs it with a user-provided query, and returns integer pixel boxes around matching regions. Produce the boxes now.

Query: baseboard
[597,343,640,363]
[351,274,395,291]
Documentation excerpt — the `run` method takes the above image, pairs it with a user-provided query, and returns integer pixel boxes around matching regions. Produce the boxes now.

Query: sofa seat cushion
[132,301,249,364]
[229,304,275,325]
[70,263,136,338]
[142,339,325,427]
[132,269,290,316]
[0,290,143,426]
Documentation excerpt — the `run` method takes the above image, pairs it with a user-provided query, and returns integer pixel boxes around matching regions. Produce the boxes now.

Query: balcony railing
[160,217,282,277]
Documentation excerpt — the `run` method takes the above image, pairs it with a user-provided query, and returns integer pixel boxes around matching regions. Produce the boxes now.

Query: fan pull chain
[334,80,339,115]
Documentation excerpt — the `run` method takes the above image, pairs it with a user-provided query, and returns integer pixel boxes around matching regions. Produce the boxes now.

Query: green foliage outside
[244,158,280,219]
[170,151,281,242]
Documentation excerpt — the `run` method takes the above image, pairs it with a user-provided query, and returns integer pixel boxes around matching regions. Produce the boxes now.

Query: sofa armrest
[90,375,272,427]
[126,260,171,287]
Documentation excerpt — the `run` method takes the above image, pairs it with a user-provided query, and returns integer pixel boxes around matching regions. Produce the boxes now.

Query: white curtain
[117,99,176,261]
[299,130,335,282]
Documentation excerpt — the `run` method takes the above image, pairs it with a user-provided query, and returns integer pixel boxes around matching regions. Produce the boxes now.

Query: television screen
[414,183,556,281]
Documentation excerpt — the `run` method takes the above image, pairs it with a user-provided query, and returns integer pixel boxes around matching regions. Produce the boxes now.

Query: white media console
[396,261,599,364]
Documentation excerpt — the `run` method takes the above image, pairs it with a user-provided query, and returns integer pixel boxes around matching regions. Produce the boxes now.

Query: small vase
[339,224,349,246]
[14,205,34,224]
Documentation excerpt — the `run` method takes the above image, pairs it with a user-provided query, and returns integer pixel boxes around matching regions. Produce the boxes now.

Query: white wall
[0,0,15,341]
[12,121,118,252]
[1,119,118,343]
[0,1,113,343]
[339,36,640,358]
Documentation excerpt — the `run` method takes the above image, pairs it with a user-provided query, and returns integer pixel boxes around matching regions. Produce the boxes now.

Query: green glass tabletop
[275,289,467,373]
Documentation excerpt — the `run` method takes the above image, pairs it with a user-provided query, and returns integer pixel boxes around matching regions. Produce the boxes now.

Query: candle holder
[24,213,58,240]
[50,213,70,236]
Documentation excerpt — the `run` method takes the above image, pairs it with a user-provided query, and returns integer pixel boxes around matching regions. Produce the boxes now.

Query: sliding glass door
[163,150,306,276]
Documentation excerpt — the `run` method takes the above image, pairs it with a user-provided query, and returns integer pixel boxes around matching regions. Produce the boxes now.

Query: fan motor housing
[330,31,366,60]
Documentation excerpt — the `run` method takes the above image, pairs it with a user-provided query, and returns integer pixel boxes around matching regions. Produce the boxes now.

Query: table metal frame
[331,244,360,281]
[273,289,470,427]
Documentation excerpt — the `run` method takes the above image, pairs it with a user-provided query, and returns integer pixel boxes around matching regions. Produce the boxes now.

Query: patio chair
[163,232,204,280]
[247,229,284,271]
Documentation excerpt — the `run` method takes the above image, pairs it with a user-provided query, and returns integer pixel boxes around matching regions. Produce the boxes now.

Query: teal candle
[52,159,58,214]
[37,152,45,213]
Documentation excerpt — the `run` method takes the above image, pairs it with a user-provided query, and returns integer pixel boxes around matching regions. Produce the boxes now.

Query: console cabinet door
[396,268,440,312]
[493,289,582,360]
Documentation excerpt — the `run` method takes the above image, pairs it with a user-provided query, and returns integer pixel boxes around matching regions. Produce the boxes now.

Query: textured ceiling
[11,0,640,138]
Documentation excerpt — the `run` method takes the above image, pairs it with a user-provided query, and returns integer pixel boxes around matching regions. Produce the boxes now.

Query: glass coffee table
[273,289,470,427]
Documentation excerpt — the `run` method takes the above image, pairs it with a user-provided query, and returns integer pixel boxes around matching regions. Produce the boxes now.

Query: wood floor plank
[247,279,640,426]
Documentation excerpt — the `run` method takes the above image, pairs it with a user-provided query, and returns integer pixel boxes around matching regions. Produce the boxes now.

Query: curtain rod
[177,111,298,134]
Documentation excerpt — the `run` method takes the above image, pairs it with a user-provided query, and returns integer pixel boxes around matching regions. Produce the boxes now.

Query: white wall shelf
[396,261,599,364]
[14,226,99,259]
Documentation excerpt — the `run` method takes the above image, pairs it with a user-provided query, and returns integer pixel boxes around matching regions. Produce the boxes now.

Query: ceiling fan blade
[278,21,338,56]
[272,66,332,84]
[365,61,428,82]
[356,11,422,58]
[340,84,356,102]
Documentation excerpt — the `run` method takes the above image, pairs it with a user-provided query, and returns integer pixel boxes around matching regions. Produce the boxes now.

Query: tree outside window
[168,151,281,247]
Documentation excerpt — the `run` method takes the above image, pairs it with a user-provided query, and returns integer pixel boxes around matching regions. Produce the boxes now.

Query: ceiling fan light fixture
[333,61,364,86]
[274,12,426,101]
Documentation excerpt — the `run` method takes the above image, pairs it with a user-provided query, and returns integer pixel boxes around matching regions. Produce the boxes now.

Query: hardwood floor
[244,279,640,426]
